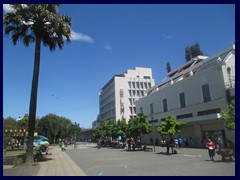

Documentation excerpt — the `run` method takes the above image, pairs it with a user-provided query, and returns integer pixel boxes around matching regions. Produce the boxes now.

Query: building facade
[98,67,155,123]
[135,45,235,147]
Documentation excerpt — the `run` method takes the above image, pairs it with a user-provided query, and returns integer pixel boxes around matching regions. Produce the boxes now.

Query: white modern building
[98,67,155,124]
[135,45,235,147]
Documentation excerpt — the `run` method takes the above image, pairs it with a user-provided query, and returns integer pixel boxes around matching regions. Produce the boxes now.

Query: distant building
[79,128,94,142]
[98,67,155,123]
[92,116,100,129]
[135,45,235,147]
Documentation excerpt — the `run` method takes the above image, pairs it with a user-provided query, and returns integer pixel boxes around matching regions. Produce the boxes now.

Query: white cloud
[71,30,94,43]
[104,43,112,50]
[162,34,175,40]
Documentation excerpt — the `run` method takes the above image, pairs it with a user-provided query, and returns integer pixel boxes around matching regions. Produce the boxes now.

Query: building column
[194,122,203,148]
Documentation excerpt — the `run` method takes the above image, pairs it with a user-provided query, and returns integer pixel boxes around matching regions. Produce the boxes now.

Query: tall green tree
[36,114,76,144]
[3,116,17,128]
[94,119,116,140]
[3,117,17,148]
[185,46,191,62]
[220,100,235,131]
[116,118,128,140]
[93,118,128,141]
[4,4,72,164]
[194,43,203,57]
[156,115,186,154]
[166,62,172,73]
[185,43,203,62]
[17,116,29,128]
[127,111,153,142]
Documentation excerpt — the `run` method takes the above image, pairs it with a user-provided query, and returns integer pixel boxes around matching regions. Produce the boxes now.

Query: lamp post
[227,67,232,88]
[74,122,77,149]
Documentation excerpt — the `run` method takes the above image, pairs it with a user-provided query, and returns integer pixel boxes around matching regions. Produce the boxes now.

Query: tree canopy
[4,4,72,164]
[94,112,153,141]
[166,62,172,73]
[156,115,186,138]
[36,114,80,143]
[185,43,203,62]
[220,100,235,131]
[127,111,153,139]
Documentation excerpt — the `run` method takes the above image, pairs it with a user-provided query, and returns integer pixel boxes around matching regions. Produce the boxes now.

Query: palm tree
[4,4,72,164]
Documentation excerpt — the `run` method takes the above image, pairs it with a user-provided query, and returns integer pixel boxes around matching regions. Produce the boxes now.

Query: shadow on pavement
[155,152,178,155]
[42,157,53,161]
[213,159,235,163]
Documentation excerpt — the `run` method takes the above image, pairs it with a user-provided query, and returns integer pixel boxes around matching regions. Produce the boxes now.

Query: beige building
[135,45,235,147]
[98,67,155,124]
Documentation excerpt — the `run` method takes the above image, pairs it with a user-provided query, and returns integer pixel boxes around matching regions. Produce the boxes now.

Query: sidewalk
[3,145,87,176]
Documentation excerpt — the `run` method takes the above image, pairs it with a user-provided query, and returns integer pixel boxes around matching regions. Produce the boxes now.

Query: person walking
[205,139,216,161]
[178,137,182,149]
[190,137,194,147]
[131,138,136,151]
[137,137,141,150]
[174,138,179,148]
[97,139,102,149]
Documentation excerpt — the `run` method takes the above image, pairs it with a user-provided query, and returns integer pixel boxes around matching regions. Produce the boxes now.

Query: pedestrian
[185,137,189,148]
[174,138,179,148]
[190,137,194,147]
[97,139,102,149]
[216,136,224,151]
[205,139,216,161]
[127,138,131,150]
[112,139,116,148]
[178,137,182,148]
[137,137,141,150]
[131,138,136,151]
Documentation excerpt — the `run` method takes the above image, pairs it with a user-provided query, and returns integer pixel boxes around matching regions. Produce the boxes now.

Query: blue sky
[3,4,235,128]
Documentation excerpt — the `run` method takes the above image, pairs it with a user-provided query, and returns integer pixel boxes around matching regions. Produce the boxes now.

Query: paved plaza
[3,143,235,176]
[66,143,235,176]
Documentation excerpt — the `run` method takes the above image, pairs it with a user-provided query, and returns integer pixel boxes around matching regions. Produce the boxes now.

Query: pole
[74,122,77,149]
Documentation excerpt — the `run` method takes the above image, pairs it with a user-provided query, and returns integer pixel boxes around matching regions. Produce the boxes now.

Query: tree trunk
[25,36,41,165]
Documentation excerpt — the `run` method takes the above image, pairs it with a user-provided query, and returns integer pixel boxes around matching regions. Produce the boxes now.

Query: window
[176,113,193,119]
[144,82,148,89]
[120,89,124,98]
[179,92,186,108]
[140,82,143,89]
[128,90,132,96]
[150,103,154,114]
[128,82,131,88]
[132,82,135,88]
[198,108,221,116]
[137,90,140,96]
[129,98,132,105]
[136,82,140,88]
[130,107,132,114]
[163,99,168,112]
[144,76,150,79]
[202,84,211,102]
[133,90,136,96]
[133,107,136,114]
[148,83,151,88]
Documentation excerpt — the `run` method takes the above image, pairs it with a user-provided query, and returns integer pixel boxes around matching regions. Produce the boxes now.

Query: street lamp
[227,67,232,88]
[74,122,77,149]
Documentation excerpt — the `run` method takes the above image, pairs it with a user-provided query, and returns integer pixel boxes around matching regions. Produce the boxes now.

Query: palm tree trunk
[25,36,41,165]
